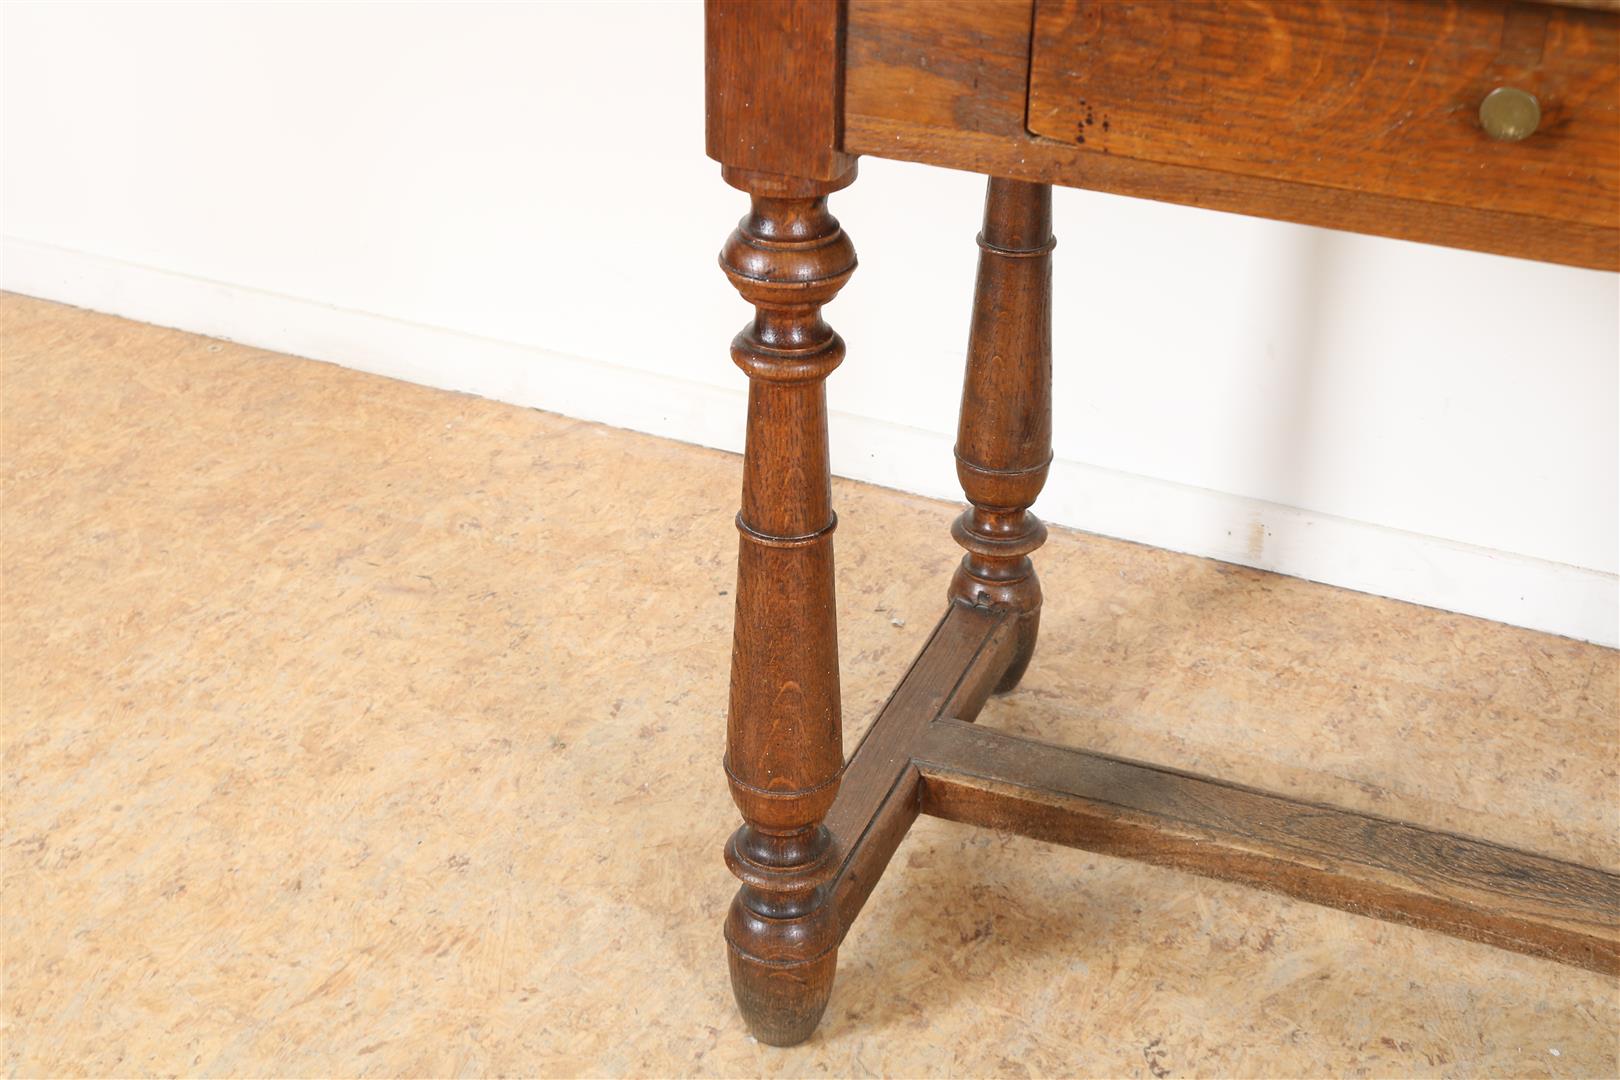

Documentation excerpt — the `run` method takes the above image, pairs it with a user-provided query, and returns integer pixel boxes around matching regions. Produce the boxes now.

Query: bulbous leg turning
[950,177,1055,692]
[950,552,1044,694]
[724,892,838,1046]
[718,180,856,1046]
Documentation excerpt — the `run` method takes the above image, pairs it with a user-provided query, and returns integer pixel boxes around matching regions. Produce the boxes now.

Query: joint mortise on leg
[949,177,1056,693]
[720,184,856,1046]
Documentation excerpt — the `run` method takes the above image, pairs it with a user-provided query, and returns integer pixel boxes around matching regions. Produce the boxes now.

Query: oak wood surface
[1027,0,1620,228]
[718,190,857,1046]
[706,0,856,192]
[949,178,1055,693]
[916,719,1620,976]
[1539,0,1620,11]
[707,0,1619,1049]
[824,602,1016,938]
[844,0,1620,269]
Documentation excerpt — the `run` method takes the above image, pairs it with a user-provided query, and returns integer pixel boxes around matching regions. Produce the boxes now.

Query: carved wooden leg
[950,178,1055,693]
[719,189,855,1046]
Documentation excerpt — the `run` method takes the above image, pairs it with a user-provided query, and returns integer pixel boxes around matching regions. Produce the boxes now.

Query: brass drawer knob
[1480,87,1541,141]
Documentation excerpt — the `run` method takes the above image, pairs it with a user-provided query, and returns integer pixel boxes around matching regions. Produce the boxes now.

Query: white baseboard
[6,235,1615,647]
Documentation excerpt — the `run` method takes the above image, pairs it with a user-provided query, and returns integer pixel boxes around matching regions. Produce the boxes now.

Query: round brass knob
[1479,87,1541,141]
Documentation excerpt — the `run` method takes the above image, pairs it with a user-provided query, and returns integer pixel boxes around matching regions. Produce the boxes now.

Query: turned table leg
[719,188,856,1046]
[949,177,1056,692]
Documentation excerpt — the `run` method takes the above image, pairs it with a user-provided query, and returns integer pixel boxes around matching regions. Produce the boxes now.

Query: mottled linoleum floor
[3,294,1616,1077]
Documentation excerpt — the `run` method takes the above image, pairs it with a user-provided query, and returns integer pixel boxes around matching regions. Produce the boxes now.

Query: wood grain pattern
[718,189,857,1046]
[706,0,856,191]
[823,602,1016,939]
[1028,0,1620,228]
[709,0,1620,1050]
[846,0,1034,140]
[843,0,1620,268]
[949,178,1054,694]
[1539,0,1620,12]
[916,719,1620,975]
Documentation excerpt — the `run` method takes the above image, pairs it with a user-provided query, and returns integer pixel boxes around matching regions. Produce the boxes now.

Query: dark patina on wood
[843,0,1620,269]
[917,719,1620,976]
[708,0,1620,1047]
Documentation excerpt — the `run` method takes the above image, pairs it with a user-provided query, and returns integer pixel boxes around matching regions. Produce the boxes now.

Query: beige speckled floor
[2,293,1616,1078]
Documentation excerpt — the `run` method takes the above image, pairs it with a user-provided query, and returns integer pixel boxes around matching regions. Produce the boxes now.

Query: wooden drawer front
[1026,1,1620,229]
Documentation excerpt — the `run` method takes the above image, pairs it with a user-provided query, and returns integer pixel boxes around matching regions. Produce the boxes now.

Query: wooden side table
[707,0,1620,1046]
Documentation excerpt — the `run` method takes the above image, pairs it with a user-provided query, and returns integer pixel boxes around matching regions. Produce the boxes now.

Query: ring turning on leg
[720,185,856,1046]
[950,177,1056,693]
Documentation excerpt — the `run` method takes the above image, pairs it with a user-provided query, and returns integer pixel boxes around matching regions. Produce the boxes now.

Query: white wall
[3,0,1616,645]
